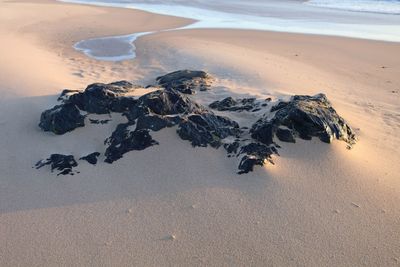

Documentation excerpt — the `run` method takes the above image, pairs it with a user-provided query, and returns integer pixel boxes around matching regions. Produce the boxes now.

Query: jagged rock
[67,81,138,114]
[80,152,100,165]
[37,72,357,176]
[125,89,205,123]
[35,154,78,175]
[177,113,240,148]
[209,97,267,112]
[276,128,295,143]
[104,124,158,163]
[57,89,80,102]
[156,70,212,94]
[39,103,85,135]
[224,141,240,154]
[238,143,278,174]
[251,94,357,147]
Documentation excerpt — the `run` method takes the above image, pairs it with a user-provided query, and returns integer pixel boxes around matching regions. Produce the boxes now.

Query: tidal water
[60,0,400,61]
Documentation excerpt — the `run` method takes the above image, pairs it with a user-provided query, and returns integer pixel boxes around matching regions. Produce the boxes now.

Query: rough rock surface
[251,94,357,147]
[105,89,240,161]
[156,70,212,94]
[66,81,138,114]
[80,152,101,165]
[36,71,356,175]
[35,154,78,175]
[177,114,240,148]
[209,97,269,112]
[39,103,85,135]
[237,143,278,174]
[104,125,158,163]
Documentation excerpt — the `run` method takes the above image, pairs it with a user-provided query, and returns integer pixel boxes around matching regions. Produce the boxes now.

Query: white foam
[306,0,400,15]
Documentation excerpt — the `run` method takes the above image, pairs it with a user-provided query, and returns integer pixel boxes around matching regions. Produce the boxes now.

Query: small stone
[164,234,176,241]
[35,154,78,176]
[79,152,100,165]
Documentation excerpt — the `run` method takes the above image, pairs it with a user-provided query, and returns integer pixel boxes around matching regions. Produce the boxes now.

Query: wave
[306,0,400,14]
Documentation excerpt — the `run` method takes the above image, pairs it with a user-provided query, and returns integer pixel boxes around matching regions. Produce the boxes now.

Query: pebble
[165,234,176,241]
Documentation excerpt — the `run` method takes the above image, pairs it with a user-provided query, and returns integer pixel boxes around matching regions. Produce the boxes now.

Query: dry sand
[0,0,399,266]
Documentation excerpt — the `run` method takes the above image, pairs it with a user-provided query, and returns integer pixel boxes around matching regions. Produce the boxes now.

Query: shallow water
[60,0,400,61]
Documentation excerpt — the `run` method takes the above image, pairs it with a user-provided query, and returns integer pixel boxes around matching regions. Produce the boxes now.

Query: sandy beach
[0,0,400,266]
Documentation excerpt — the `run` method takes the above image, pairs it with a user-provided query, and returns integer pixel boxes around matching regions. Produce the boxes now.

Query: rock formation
[251,94,357,147]
[36,70,356,175]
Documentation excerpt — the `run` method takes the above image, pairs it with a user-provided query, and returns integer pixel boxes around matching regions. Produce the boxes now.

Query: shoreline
[1,0,400,266]
[56,0,400,61]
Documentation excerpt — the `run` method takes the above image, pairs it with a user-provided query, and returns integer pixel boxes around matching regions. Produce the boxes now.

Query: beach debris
[39,103,85,134]
[36,70,357,175]
[79,152,101,165]
[35,154,78,175]
[156,70,213,94]
[209,97,269,112]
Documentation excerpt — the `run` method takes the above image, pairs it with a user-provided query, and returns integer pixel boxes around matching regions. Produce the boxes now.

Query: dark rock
[79,152,100,165]
[35,154,78,176]
[251,94,357,147]
[67,81,137,114]
[156,70,212,94]
[36,72,357,176]
[276,128,295,143]
[250,123,274,146]
[104,124,158,163]
[136,114,180,131]
[125,89,205,122]
[209,97,267,112]
[58,89,80,101]
[224,141,240,154]
[270,101,289,112]
[177,113,240,148]
[39,103,85,135]
[238,143,278,174]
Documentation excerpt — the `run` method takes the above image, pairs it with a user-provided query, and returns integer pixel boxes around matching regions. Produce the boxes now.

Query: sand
[0,0,399,266]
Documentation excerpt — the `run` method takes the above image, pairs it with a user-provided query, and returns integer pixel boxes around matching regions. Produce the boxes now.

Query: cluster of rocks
[36,70,356,175]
